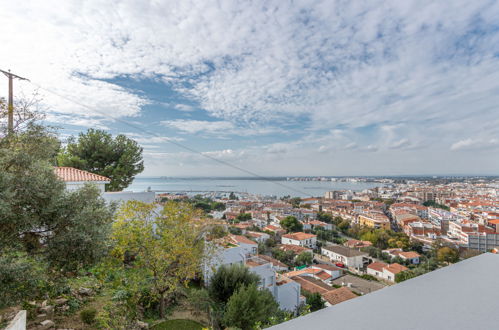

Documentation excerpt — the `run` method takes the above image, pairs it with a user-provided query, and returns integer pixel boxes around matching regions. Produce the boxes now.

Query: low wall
[5,310,26,330]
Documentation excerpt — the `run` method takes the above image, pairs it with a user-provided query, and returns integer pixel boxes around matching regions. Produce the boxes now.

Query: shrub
[80,308,97,324]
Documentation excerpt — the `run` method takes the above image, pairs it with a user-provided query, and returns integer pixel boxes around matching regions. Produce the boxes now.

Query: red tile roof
[282,232,317,241]
[230,235,257,246]
[367,262,388,272]
[55,167,110,182]
[322,287,357,305]
[384,263,408,274]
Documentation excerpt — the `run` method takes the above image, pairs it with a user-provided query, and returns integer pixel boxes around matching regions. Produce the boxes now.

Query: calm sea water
[128,177,381,198]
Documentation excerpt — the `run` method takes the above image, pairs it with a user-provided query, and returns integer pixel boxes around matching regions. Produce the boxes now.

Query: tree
[0,93,46,136]
[272,248,295,265]
[436,246,459,264]
[295,252,313,266]
[280,216,303,232]
[305,292,325,312]
[289,197,302,208]
[236,213,252,222]
[208,263,260,304]
[57,129,144,191]
[111,201,211,318]
[223,283,279,330]
[0,125,113,270]
[229,192,238,200]
[317,212,332,223]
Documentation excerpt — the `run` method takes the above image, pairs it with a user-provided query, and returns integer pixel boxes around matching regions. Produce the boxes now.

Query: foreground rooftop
[271,253,499,330]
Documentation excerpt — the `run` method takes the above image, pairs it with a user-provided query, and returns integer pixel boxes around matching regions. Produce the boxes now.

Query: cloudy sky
[1,0,499,176]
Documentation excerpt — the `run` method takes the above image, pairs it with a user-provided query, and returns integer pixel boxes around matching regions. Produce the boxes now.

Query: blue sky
[1,0,499,176]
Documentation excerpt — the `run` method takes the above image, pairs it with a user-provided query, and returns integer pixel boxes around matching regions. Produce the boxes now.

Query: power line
[28,80,314,198]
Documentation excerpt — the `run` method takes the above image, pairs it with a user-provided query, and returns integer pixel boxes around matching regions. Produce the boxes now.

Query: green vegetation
[152,319,204,330]
[223,283,279,330]
[295,252,313,266]
[304,292,325,312]
[208,264,260,304]
[423,200,450,211]
[236,212,252,222]
[280,216,303,232]
[316,212,333,223]
[110,201,211,318]
[57,128,144,191]
[80,307,97,324]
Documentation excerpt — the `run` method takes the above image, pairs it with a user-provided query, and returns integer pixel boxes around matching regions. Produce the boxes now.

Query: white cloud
[450,138,499,151]
[2,1,499,175]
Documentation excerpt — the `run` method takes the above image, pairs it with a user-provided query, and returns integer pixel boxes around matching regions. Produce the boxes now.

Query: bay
[127,177,381,198]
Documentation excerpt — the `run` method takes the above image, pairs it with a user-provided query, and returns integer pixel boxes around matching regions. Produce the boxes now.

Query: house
[344,239,372,249]
[366,262,388,278]
[55,166,110,192]
[228,235,258,255]
[321,245,368,269]
[257,254,290,271]
[246,231,270,243]
[367,262,408,282]
[322,287,357,307]
[382,263,408,282]
[283,266,341,284]
[383,248,421,264]
[358,213,391,230]
[307,220,333,231]
[246,256,302,312]
[276,244,313,255]
[281,232,317,248]
[264,224,286,236]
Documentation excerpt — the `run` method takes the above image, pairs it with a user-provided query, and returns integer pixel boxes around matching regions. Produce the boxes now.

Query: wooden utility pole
[0,69,29,134]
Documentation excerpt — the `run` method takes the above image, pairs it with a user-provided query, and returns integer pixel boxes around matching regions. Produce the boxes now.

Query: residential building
[358,213,391,230]
[321,245,368,269]
[322,287,357,307]
[281,232,317,248]
[55,166,110,192]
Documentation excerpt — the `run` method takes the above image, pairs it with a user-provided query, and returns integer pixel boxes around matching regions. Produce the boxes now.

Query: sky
[1,0,499,177]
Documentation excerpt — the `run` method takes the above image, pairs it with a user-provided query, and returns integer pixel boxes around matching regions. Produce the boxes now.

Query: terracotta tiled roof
[292,275,332,294]
[55,167,110,183]
[257,254,289,268]
[399,251,420,259]
[322,287,357,305]
[230,235,257,246]
[384,263,408,274]
[276,244,312,254]
[282,232,317,241]
[367,262,388,272]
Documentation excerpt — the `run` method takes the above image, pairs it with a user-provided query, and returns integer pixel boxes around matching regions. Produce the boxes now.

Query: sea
[127,177,382,198]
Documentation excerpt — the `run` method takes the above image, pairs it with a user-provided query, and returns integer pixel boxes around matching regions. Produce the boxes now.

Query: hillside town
[152,177,499,316]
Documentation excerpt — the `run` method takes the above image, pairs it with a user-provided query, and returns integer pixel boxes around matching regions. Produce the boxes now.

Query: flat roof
[271,253,499,330]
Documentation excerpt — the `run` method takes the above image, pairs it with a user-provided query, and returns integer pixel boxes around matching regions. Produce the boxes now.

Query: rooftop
[322,245,367,257]
[54,166,111,183]
[271,253,499,330]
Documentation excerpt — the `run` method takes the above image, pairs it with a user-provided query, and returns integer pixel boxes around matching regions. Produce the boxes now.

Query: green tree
[436,246,459,264]
[295,252,313,266]
[305,292,325,311]
[57,129,144,191]
[229,192,238,200]
[280,216,303,232]
[111,201,212,317]
[0,125,113,270]
[289,197,302,208]
[223,283,279,330]
[317,212,333,223]
[208,263,260,304]
[236,213,252,222]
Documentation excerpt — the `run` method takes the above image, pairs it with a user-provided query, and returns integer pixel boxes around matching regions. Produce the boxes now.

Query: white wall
[275,281,301,312]
[203,245,246,285]
[102,191,156,204]
[6,310,26,330]
[65,181,106,192]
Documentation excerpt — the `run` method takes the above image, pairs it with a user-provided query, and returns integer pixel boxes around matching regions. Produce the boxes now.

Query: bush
[80,307,97,324]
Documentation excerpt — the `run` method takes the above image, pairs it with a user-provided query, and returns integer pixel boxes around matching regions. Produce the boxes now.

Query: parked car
[335,262,345,268]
